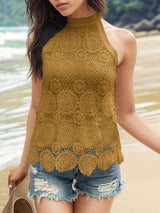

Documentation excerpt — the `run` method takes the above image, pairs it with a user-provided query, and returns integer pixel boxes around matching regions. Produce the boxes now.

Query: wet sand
[0,34,160,212]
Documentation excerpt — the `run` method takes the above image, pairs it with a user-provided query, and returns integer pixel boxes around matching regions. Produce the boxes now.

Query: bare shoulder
[101,18,137,47]
[101,18,137,64]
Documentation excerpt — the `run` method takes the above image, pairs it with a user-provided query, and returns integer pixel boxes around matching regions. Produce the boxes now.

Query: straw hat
[2,172,37,213]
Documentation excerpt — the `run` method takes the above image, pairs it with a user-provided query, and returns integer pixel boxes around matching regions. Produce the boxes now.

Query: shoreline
[133,30,160,38]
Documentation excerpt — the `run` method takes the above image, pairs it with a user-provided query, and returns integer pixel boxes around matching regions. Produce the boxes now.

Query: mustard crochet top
[26,12,124,176]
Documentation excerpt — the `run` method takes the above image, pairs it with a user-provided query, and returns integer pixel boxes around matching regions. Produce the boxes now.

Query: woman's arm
[116,29,160,154]
[8,73,42,193]
[8,32,42,192]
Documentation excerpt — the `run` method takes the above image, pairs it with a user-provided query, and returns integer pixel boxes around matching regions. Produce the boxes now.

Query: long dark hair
[25,0,107,80]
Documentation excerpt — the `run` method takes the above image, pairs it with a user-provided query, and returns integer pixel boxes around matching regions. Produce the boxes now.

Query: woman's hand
[8,163,30,195]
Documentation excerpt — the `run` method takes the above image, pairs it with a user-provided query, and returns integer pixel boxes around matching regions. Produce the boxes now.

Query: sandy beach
[0,33,160,212]
[112,142,160,213]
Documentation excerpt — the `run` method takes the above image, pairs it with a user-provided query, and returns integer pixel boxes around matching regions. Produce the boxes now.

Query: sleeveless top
[26,12,124,176]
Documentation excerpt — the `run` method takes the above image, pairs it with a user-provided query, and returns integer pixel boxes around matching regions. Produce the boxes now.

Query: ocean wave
[0,38,5,45]
[0,26,28,60]
[0,46,26,61]
[0,32,27,42]
[0,26,28,42]
[0,136,25,171]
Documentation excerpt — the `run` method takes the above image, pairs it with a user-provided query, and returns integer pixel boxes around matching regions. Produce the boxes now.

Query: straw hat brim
[2,172,36,213]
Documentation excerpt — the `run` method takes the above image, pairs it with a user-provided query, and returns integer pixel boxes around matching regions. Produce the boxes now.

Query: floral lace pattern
[27,12,124,176]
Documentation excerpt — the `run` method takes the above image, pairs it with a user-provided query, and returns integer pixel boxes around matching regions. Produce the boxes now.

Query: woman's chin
[58,10,71,17]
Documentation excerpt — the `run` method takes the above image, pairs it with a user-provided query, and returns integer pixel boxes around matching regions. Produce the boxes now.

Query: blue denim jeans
[27,161,127,204]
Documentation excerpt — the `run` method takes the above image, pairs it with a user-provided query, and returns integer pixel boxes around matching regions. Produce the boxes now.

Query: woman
[8,0,160,213]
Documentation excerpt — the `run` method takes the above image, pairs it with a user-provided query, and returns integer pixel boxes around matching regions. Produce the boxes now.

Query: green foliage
[124,1,144,11]
[106,0,160,23]
[0,0,159,26]
[0,0,26,26]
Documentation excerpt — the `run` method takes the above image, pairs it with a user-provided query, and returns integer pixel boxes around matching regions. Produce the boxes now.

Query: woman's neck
[66,4,96,19]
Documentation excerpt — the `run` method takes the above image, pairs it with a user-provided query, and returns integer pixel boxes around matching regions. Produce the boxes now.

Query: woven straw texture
[2,173,36,213]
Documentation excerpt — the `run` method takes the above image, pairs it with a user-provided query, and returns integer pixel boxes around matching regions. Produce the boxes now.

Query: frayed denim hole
[98,178,128,200]
[72,178,126,203]
[72,178,78,191]
[97,178,119,193]
[30,165,38,175]
[34,178,59,196]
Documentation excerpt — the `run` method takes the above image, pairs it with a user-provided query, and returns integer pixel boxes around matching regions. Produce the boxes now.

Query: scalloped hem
[27,145,125,176]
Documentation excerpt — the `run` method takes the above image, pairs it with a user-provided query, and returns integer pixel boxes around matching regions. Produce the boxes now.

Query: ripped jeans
[27,161,127,204]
